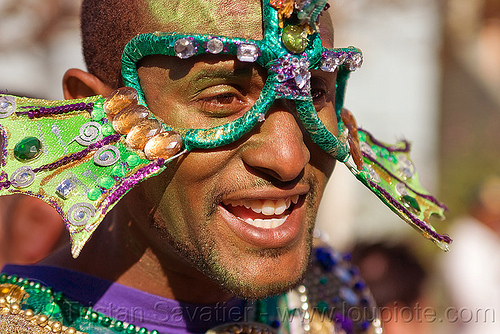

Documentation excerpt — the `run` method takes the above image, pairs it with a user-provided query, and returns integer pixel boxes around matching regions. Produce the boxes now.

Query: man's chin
[212,264,309,300]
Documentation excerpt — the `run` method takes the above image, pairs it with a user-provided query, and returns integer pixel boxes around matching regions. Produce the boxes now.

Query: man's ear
[63,68,114,99]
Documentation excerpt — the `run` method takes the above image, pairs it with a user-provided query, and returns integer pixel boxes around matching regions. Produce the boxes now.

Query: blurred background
[0,0,499,332]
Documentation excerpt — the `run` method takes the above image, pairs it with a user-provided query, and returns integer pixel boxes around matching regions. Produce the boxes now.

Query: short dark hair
[81,0,146,88]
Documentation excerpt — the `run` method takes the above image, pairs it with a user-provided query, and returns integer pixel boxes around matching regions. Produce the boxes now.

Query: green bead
[151,331,159,334]
[126,154,141,167]
[101,316,112,327]
[112,164,127,177]
[92,108,105,121]
[319,276,328,285]
[138,328,148,334]
[7,275,18,283]
[114,321,124,331]
[402,195,421,213]
[126,324,136,333]
[358,131,367,142]
[90,312,99,322]
[282,25,309,53]
[380,148,390,159]
[14,137,42,161]
[101,123,115,136]
[88,188,102,201]
[0,274,7,282]
[98,176,115,189]
[317,301,329,313]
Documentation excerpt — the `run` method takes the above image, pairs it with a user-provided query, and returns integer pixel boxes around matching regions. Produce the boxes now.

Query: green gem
[88,188,102,201]
[317,301,329,313]
[138,328,148,334]
[126,154,141,167]
[99,176,115,189]
[14,137,42,161]
[45,303,61,315]
[101,317,112,327]
[101,123,115,136]
[112,164,127,177]
[402,195,421,213]
[151,331,159,334]
[92,109,105,121]
[126,324,136,333]
[282,25,309,53]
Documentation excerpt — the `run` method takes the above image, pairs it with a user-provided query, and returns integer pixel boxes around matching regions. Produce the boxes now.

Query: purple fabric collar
[2,264,247,334]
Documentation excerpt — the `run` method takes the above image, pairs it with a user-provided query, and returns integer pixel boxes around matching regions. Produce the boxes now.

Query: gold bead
[37,314,49,326]
[0,297,6,306]
[24,308,35,319]
[9,303,20,314]
[51,321,63,332]
[64,327,77,334]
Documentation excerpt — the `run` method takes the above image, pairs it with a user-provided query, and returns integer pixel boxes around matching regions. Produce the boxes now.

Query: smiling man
[0,0,450,333]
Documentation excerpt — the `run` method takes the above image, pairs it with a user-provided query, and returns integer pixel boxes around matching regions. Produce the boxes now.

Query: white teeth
[262,200,275,215]
[275,198,287,215]
[244,216,288,229]
[251,200,262,213]
[223,195,301,216]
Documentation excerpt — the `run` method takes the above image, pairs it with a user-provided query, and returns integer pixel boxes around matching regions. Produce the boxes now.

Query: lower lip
[218,198,306,249]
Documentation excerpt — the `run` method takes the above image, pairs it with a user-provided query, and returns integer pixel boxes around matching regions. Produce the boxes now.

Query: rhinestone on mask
[237,43,259,62]
[207,38,224,54]
[174,38,197,59]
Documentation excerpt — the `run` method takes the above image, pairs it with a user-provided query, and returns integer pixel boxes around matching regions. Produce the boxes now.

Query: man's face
[127,0,337,298]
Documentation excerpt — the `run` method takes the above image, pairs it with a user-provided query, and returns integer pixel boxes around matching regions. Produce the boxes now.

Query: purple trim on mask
[0,125,7,167]
[99,158,165,214]
[33,134,121,173]
[358,128,410,153]
[367,179,452,243]
[16,102,94,118]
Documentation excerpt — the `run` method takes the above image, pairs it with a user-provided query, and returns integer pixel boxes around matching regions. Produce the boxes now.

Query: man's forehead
[144,0,264,40]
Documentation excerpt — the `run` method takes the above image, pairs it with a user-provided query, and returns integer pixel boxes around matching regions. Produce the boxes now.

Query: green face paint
[146,0,263,39]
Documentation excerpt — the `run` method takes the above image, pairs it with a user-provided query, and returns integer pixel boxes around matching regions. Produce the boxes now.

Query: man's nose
[241,100,310,182]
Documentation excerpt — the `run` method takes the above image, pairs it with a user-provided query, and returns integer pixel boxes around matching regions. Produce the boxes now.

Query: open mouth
[222,195,300,229]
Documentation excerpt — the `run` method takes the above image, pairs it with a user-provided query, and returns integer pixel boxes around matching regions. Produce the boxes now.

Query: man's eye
[202,93,238,106]
[196,86,249,117]
[311,88,326,101]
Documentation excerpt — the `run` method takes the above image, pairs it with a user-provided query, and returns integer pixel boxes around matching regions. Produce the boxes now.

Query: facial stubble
[150,175,321,300]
